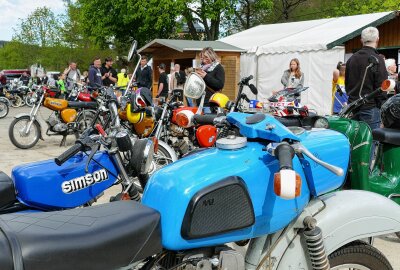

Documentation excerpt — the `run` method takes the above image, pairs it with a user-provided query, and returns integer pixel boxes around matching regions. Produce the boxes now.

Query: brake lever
[293,143,344,176]
[85,142,101,173]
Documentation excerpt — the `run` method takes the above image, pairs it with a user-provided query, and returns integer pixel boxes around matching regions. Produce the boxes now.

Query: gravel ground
[0,106,399,269]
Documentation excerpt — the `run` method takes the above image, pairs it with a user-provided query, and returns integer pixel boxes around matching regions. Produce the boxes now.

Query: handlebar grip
[55,143,82,166]
[193,114,218,125]
[275,143,295,170]
[249,84,258,95]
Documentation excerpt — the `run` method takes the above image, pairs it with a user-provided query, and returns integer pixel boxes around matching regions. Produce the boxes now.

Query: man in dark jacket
[88,57,103,88]
[156,63,168,98]
[100,57,118,86]
[345,26,387,130]
[135,55,152,89]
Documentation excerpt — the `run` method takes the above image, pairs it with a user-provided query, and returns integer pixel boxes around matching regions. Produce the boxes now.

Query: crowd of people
[2,27,399,120]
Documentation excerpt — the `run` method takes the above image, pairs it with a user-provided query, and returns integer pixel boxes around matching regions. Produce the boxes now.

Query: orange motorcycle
[9,85,97,149]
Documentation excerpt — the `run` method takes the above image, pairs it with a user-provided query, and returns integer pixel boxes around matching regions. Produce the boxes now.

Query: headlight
[131,138,154,175]
[313,117,329,129]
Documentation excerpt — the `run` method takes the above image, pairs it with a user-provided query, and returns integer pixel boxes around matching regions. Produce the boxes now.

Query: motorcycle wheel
[133,143,176,193]
[11,95,23,108]
[24,92,37,107]
[9,116,41,149]
[76,111,96,134]
[0,101,9,119]
[329,241,392,270]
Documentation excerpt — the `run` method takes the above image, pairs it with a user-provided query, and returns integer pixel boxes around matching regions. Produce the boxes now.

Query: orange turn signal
[274,169,301,199]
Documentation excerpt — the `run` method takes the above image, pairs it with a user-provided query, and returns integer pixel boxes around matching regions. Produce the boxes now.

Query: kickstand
[59,134,67,147]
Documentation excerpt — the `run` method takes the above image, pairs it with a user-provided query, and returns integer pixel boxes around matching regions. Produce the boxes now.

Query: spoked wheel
[329,241,392,270]
[24,92,38,107]
[9,116,41,149]
[10,95,23,108]
[132,143,176,193]
[0,101,9,119]
[76,110,96,134]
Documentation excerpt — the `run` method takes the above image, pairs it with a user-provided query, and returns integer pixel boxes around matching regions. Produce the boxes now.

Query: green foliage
[222,0,274,36]
[13,7,63,47]
[0,41,115,72]
[332,0,400,16]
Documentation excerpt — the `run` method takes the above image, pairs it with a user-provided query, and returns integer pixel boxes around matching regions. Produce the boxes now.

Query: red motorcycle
[152,89,218,158]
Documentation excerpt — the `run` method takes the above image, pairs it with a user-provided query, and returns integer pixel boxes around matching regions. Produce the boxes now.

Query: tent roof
[138,39,245,54]
[220,11,398,55]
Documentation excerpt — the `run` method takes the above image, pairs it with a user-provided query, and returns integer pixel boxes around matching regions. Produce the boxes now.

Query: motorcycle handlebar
[240,75,253,85]
[275,143,295,170]
[193,114,218,125]
[55,143,83,166]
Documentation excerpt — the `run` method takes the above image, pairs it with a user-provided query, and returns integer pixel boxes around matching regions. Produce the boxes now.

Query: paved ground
[1,106,399,269]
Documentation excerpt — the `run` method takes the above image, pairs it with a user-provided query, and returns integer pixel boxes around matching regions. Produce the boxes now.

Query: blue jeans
[353,107,381,130]
[352,107,381,162]
[203,107,211,114]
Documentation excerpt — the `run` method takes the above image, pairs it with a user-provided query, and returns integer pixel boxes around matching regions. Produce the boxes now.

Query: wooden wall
[148,48,241,101]
[345,14,400,53]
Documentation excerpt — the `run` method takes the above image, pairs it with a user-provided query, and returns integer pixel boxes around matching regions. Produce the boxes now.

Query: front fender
[14,113,43,140]
[158,140,178,162]
[316,190,400,254]
[273,190,400,269]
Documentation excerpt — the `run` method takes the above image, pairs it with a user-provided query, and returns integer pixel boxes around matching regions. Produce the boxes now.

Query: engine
[170,123,189,137]
[47,115,67,133]
[150,247,245,270]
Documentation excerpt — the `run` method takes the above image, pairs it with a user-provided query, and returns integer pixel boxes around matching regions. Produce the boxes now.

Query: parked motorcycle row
[1,41,400,270]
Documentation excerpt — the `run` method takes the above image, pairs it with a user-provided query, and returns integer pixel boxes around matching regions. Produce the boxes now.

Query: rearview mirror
[183,73,206,99]
[368,55,379,65]
[128,40,138,62]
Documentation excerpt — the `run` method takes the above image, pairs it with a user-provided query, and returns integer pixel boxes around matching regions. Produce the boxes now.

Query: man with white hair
[385,58,399,94]
[345,26,387,130]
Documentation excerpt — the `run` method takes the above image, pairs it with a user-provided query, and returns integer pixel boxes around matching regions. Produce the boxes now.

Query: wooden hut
[137,39,245,100]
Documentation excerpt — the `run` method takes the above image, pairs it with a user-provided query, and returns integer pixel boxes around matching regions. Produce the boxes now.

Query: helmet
[209,93,229,109]
[381,94,400,129]
[126,103,145,124]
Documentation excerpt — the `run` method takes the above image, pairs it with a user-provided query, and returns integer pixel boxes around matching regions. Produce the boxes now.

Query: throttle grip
[193,114,218,125]
[275,143,295,170]
[55,143,82,166]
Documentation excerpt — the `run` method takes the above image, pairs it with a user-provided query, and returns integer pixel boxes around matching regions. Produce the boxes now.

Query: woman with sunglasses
[195,47,225,113]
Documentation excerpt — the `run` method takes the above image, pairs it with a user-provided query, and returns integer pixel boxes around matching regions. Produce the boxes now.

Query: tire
[329,240,392,270]
[10,95,23,108]
[24,92,37,107]
[0,101,9,119]
[9,116,41,149]
[76,110,96,134]
[132,143,176,192]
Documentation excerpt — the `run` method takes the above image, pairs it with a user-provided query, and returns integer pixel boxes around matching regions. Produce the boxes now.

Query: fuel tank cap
[216,135,247,150]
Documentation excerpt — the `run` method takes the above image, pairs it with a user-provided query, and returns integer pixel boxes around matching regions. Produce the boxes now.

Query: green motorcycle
[327,78,399,238]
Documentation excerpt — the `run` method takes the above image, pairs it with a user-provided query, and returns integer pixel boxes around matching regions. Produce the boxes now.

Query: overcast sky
[0,0,66,41]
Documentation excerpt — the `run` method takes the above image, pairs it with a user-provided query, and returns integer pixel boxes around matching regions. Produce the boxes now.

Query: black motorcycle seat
[0,172,16,209]
[0,201,162,270]
[372,128,400,146]
[67,101,97,109]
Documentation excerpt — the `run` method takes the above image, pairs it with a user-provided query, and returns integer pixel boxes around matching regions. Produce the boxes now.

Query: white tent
[220,11,397,115]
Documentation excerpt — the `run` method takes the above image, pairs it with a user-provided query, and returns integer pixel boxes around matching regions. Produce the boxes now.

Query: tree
[12,7,63,47]
[222,0,273,36]
[77,0,179,50]
[332,0,400,16]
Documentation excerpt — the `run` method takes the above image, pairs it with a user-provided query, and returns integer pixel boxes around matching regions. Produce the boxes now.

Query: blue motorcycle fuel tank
[142,113,350,250]
[12,151,119,210]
